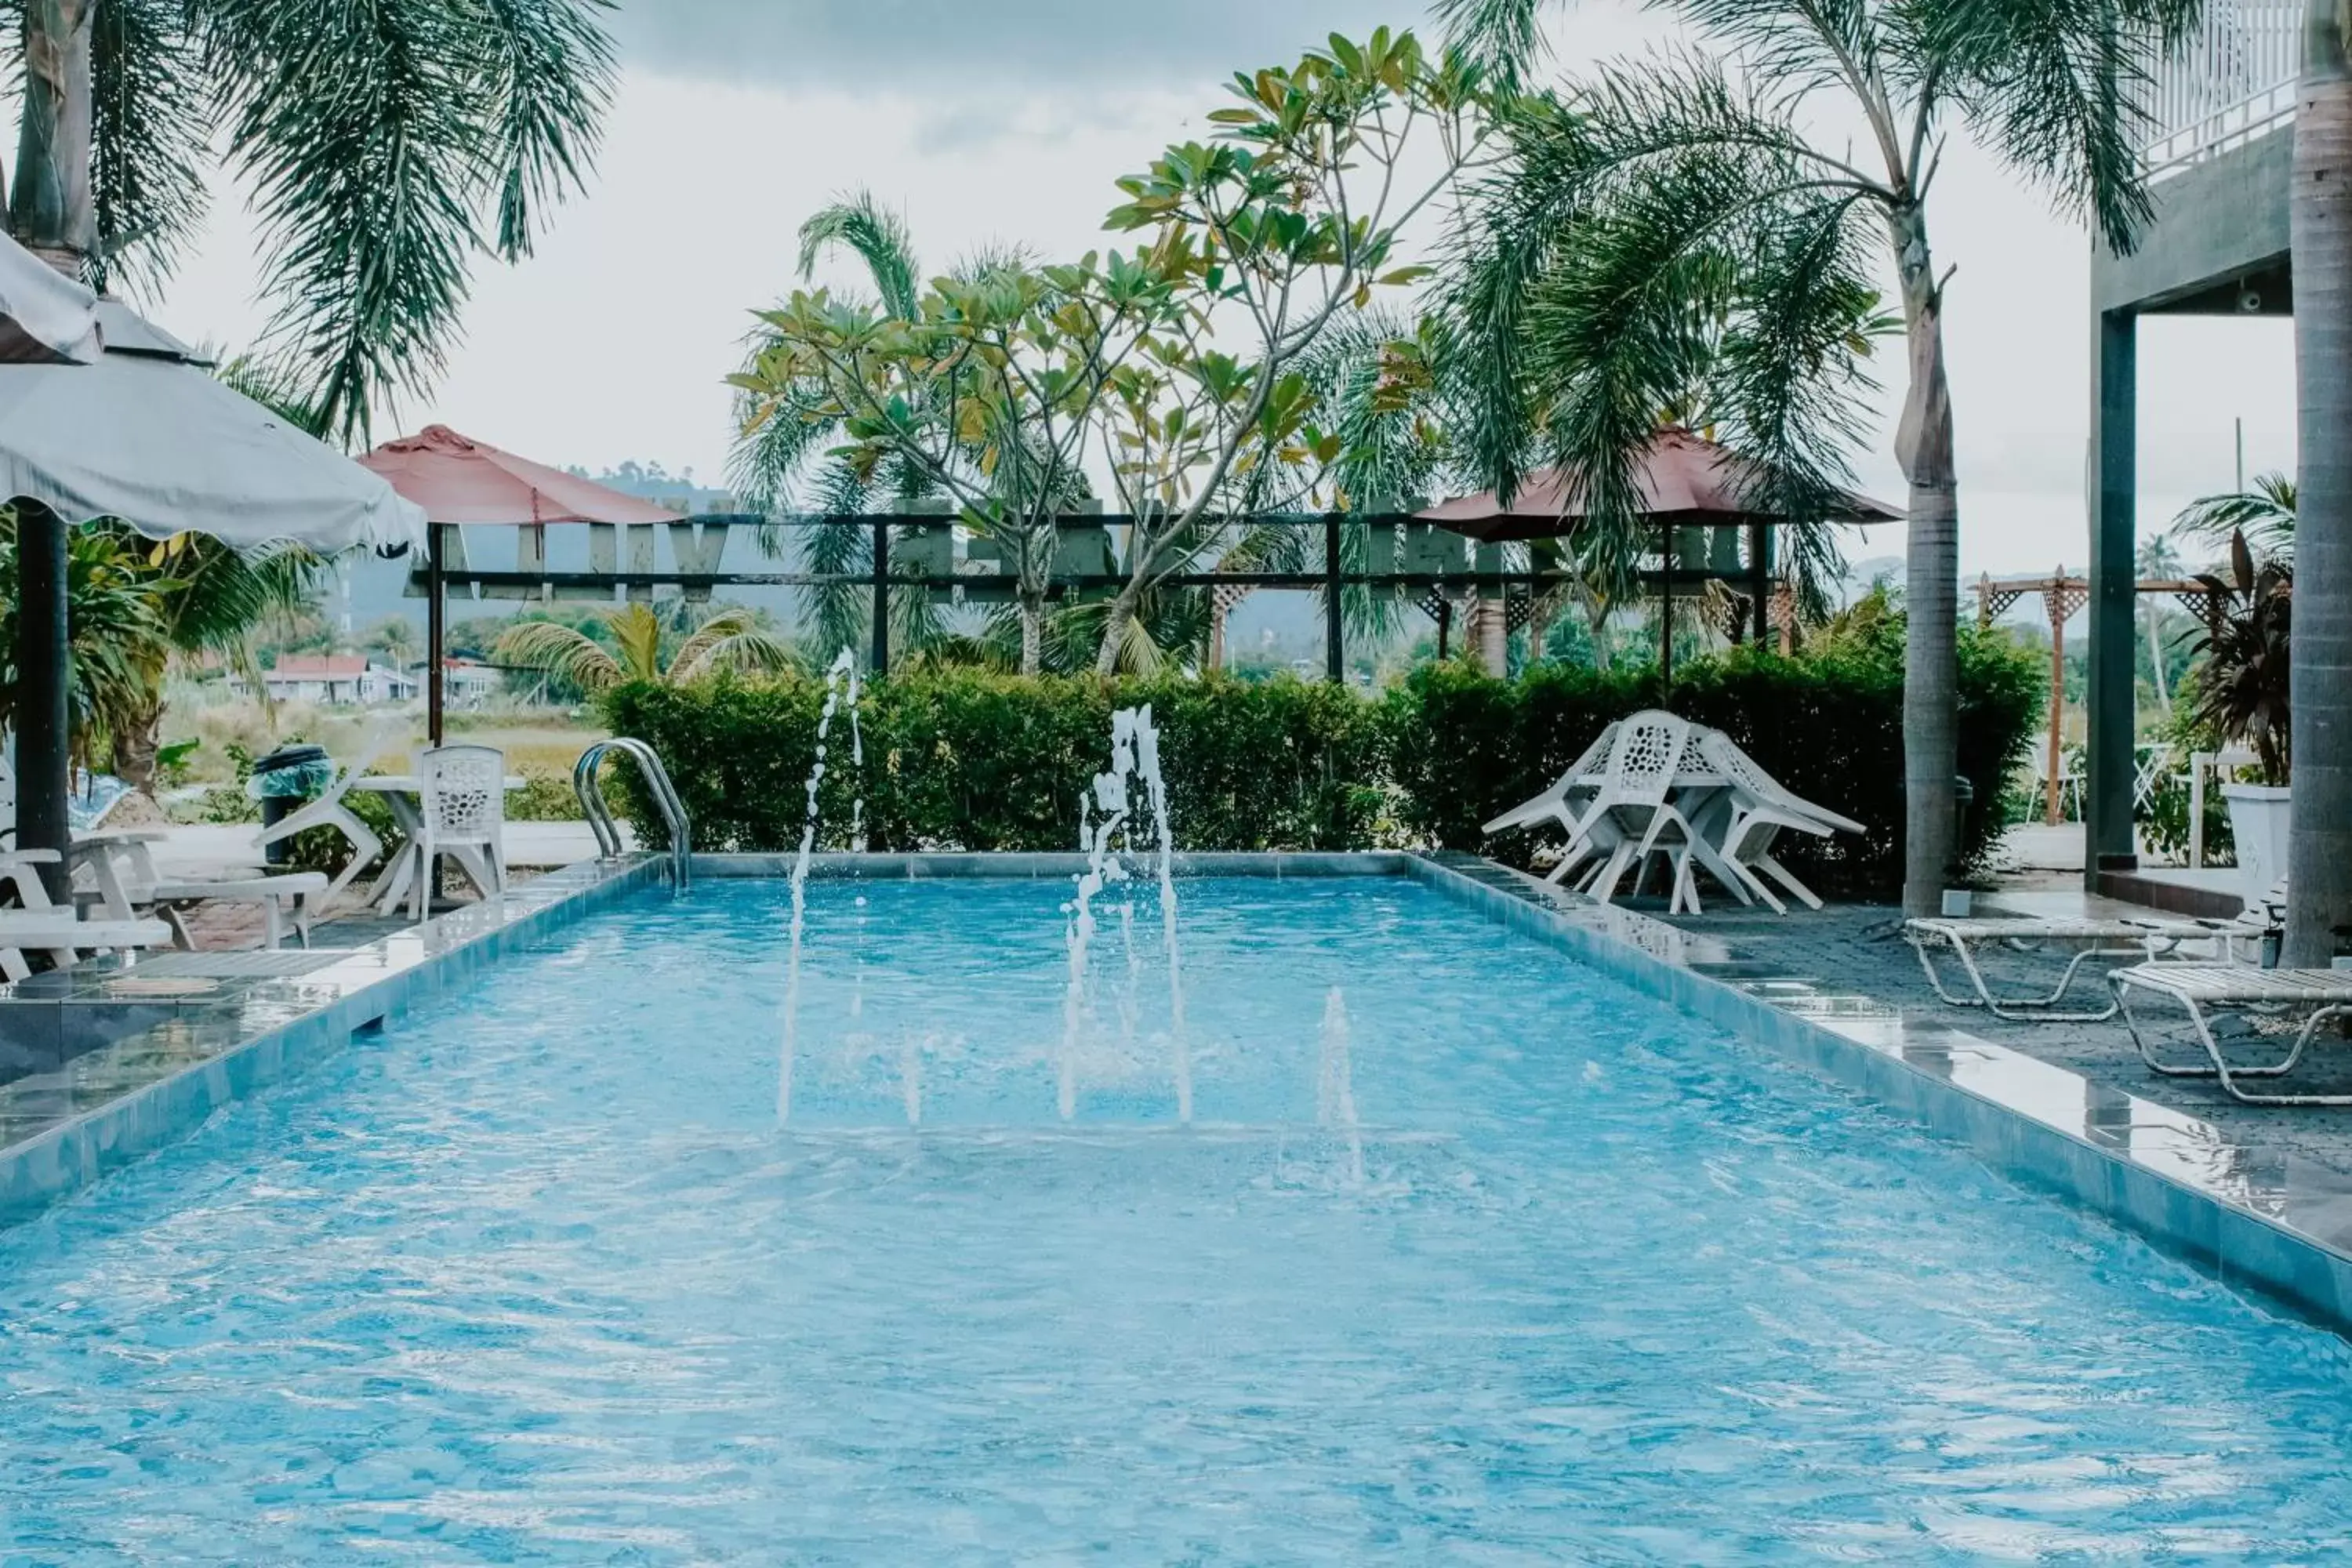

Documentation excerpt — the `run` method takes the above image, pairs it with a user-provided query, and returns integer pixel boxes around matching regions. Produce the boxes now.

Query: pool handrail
[572,738,691,888]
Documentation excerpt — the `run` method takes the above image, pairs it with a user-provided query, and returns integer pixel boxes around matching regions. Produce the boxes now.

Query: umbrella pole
[426,524,446,747]
[1658,522,1674,701]
[13,500,71,901]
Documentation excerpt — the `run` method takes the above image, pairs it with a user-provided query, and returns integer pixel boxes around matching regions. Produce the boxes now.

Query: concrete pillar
[2085,307,2139,883]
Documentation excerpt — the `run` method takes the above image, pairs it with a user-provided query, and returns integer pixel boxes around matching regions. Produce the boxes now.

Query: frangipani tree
[732,30,1492,680]
[1441,0,2199,915]
[1085,29,1491,676]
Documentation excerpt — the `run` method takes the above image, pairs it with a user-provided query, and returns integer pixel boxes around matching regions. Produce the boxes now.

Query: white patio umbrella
[0,235,99,365]
[0,236,424,883]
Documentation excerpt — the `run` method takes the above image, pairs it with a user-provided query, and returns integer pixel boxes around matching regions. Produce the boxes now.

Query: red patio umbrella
[361,424,681,741]
[1418,427,1899,684]
[1417,426,1900,541]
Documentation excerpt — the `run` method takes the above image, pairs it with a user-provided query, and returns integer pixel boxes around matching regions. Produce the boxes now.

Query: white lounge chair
[0,850,173,982]
[2111,964,2352,1105]
[1905,916,2227,1022]
[71,830,328,950]
[401,744,508,922]
[254,723,396,906]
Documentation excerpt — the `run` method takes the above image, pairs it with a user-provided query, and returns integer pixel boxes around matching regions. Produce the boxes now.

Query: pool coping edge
[0,855,669,1228]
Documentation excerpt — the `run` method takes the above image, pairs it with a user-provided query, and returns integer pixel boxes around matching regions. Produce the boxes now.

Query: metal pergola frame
[418,510,1795,707]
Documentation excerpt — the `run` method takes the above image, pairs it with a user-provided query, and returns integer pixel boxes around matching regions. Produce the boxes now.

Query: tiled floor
[1638,893,2352,1178]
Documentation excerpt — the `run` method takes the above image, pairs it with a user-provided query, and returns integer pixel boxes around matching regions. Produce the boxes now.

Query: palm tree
[108,529,325,791]
[7,0,615,443]
[2290,0,2352,964]
[493,603,794,695]
[0,518,170,770]
[1441,0,2198,915]
[731,194,1051,669]
[2174,473,2296,568]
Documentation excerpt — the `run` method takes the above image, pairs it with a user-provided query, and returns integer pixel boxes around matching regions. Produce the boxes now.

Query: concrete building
[2087,0,2298,888]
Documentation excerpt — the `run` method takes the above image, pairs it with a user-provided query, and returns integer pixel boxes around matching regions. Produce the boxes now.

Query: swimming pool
[4,873,2351,1563]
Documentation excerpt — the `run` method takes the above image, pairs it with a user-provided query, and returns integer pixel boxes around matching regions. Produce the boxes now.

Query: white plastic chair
[72,830,328,949]
[1690,730,1861,913]
[1573,713,1715,912]
[1482,721,1619,884]
[255,722,397,906]
[405,744,507,921]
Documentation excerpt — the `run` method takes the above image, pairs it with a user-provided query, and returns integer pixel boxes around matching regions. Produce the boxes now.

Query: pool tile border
[1399,851,2352,1335]
[0,855,667,1228]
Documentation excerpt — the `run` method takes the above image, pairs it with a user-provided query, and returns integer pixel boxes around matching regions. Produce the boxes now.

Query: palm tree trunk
[112,694,162,797]
[1889,203,1960,917]
[9,1,96,264]
[2286,0,2352,966]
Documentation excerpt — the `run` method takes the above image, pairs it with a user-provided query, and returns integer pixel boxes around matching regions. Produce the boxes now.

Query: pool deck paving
[1639,880,2352,1179]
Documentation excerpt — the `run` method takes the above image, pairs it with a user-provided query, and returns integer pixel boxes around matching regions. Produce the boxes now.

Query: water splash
[1318,987,1366,1187]
[779,648,858,1125]
[1059,705,1186,1123]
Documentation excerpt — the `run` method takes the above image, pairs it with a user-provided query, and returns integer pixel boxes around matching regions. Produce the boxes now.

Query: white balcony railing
[2136,0,2302,176]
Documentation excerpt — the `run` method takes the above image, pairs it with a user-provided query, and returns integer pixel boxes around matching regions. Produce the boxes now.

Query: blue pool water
[5,876,2352,1563]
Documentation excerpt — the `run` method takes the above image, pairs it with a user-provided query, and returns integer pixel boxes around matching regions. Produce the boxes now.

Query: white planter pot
[2221,782,2292,909]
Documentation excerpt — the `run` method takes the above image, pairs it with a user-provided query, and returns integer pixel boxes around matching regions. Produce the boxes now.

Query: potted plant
[2188,532,2292,907]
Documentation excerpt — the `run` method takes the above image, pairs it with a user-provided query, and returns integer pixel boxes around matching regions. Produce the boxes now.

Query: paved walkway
[1637,890,2352,1178]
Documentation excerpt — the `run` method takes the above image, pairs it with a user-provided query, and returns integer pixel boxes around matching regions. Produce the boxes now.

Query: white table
[351,774,526,914]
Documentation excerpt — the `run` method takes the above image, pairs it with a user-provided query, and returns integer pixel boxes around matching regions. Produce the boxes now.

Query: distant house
[234,655,417,706]
[439,659,503,709]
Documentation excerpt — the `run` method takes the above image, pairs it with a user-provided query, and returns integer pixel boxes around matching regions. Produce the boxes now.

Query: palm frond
[669,610,795,683]
[2173,472,2296,566]
[473,0,617,260]
[202,0,614,444]
[797,191,921,320]
[493,617,624,692]
[89,0,209,298]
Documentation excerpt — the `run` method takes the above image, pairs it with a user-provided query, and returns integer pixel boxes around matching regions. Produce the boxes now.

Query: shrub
[599,632,2044,902]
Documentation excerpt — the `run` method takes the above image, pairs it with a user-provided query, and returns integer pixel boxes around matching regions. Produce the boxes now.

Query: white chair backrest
[1561,721,1620,785]
[328,720,402,800]
[1697,728,1782,800]
[419,746,504,840]
[1605,711,1689,804]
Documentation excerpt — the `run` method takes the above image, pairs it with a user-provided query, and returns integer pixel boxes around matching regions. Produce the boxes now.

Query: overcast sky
[148,0,2295,579]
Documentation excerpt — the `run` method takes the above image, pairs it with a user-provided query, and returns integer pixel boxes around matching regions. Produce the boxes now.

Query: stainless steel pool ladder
[572,738,692,888]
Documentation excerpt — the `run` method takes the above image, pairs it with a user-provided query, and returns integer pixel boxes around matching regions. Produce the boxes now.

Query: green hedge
[601,633,2042,901]
[1386,629,2044,895]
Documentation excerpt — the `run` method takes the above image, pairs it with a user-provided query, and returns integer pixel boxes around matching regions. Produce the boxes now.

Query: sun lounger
[1904,916,2225,1022]
[72,831,328,949]
[2111,964,2352,1105]
[0,850,174,982]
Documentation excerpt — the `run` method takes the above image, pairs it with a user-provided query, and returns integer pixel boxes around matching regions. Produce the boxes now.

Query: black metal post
[1323,514,1344,683]
[426,524,447,747]
[1747,520,1769,645]
[13,500,71,900]
[1436,598,1452,661]
[1658,522,1675,699]
[870,518,890,677]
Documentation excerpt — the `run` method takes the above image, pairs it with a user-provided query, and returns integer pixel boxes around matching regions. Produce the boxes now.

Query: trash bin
[249,743,333,866]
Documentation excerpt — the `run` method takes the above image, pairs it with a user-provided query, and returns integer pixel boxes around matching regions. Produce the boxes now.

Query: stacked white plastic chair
[1689,729,1866,913]
[1480,720,1619,887]
[1566,713,1720,914]
[256,721,397,906]
[405,744,507,921]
